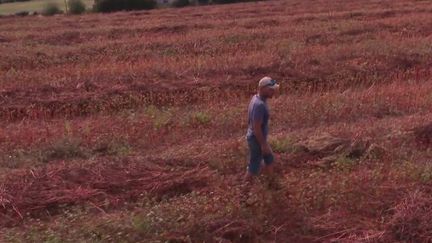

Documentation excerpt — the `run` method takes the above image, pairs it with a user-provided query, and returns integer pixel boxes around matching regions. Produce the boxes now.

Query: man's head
[258,77,279,99]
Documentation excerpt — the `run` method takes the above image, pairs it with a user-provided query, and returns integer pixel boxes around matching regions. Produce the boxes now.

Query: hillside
[1,0,432,241]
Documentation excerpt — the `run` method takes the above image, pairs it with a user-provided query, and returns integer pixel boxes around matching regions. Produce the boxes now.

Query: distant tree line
[94,0,263,12]
[0,0,30,4]
[3,0,262,16]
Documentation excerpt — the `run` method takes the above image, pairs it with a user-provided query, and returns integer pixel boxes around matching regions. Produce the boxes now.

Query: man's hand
[252,119,271,155]
[261,143,272,155]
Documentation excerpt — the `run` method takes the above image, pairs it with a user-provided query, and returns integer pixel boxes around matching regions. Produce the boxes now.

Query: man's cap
[258,77,279,89]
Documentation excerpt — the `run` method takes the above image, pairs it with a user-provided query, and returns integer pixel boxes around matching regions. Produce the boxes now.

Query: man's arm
[252,118,271,155]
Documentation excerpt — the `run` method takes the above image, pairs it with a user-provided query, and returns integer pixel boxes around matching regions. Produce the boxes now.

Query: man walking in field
[244,77,279,183]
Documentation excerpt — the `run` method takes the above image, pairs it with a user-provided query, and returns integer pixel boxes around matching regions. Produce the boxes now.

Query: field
[1,0,432,241]
[0,0,93,15]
